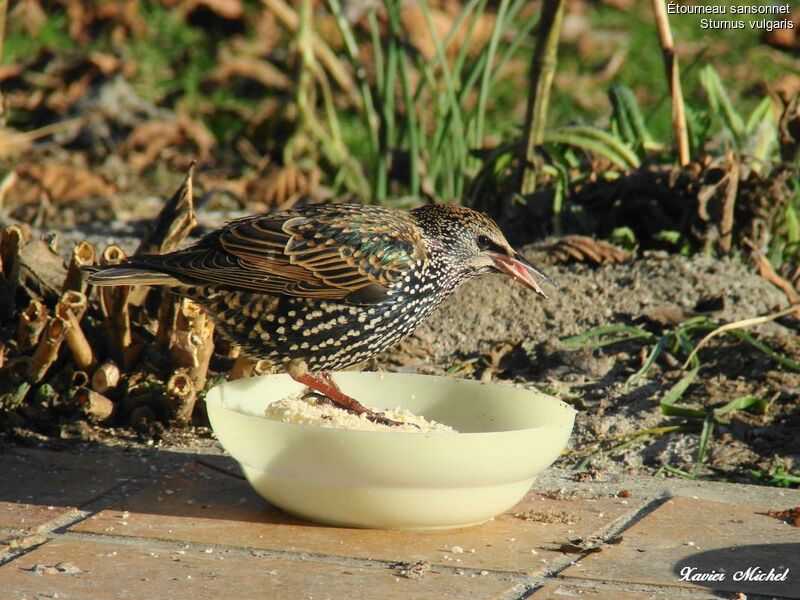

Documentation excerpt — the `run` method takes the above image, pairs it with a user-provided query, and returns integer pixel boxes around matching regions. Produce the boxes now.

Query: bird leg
[291,371,406,427]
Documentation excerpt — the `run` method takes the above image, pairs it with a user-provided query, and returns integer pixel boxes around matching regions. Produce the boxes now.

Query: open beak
[488,251,556,299]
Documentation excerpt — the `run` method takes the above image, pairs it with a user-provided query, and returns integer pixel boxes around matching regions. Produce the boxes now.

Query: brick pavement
[1,444,798,599]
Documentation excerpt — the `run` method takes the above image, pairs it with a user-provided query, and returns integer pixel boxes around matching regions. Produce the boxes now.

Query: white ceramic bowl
[205,372,575,530]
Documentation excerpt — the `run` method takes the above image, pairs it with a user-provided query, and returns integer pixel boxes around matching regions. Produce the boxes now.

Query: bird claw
[300,389,414,428]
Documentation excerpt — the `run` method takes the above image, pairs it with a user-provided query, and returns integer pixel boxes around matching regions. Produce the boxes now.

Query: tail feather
[85,266,182,287]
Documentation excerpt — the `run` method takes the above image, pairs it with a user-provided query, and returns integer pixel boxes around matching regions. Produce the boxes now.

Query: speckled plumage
[88,203,553,372]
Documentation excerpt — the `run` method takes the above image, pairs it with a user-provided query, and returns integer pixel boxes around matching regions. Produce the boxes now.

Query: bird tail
[84,265,182,287]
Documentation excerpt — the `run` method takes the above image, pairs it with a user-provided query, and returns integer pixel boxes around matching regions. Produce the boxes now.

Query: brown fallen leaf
[247,164,321,207]
[400,3,496,60]
[121,112,215,172]
[180,0,245,20]
[208,49,291,91]
[544,235,632,266]
[54,0,146,44]
[10,163,117,205]
[763,9,799,50]
[480,341,514,381]
[8,0,47,36]
[767,506,800,527]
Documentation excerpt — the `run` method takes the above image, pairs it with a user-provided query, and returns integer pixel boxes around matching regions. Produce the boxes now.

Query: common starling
[88,203,555,424]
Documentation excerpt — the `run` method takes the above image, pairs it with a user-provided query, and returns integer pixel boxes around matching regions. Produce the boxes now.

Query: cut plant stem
[55,297,94,371]
[74,387,114,422]
[55,290,91,370]
[63,240,97,294]
[0,225,23,319]
[17,299,48,352]
[91,360,120,395]
[518,0,565,195]
[169,299,214,391]
[166,371,197,424]
[99,245,137,369]
[651,0,690,166]
[29,316,70,383]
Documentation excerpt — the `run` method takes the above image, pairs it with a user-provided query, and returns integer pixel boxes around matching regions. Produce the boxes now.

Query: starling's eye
[477,234,503,253]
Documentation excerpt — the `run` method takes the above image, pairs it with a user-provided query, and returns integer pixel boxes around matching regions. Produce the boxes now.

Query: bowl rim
[205,371,577,439]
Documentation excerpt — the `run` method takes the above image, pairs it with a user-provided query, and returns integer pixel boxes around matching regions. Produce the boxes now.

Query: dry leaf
[180,0,244,20]
[8,0,47,36]
[208,50,291,90]
[400,3,495,60]
[247,164,321,207]
[10,163,117,205]
[545,235,632,265]
[54,0,146,44]
[122,113,215,172]
[764,10,799,50]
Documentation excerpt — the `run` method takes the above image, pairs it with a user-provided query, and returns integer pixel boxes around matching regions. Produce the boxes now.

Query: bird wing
[147,205,427,302]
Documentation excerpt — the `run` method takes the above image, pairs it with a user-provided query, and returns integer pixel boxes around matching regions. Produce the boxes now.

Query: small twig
[747,240,800,306]
[718,151,738,254]
[0,117,85,152]
[652,0,690,166]
[682,305,800,369]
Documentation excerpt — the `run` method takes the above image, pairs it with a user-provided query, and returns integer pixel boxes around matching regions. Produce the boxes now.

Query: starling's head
[412,204,556,298]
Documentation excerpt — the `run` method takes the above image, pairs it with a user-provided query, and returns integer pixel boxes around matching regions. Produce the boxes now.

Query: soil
[3,206,800,487]
[380,248,800,483]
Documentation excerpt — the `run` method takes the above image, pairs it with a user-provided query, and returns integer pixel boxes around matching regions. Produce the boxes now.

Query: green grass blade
[660,465,696,479]
[625,335,667,389]
[561,325,656,350]
[693,414,714,478]
[325,0,379,154]
[728,330,800,372]
[699,65,745,143]
[609,83,652,151]
[714,395,768,418]
[474,0,511,148]
[660,367,699,409]
[745,96,775,136]
[385,0,419,196]
[544,125,641,169]
[492,3,540,86]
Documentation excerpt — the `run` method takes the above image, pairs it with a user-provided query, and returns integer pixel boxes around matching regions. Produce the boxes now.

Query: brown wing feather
[136,205,428,302]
